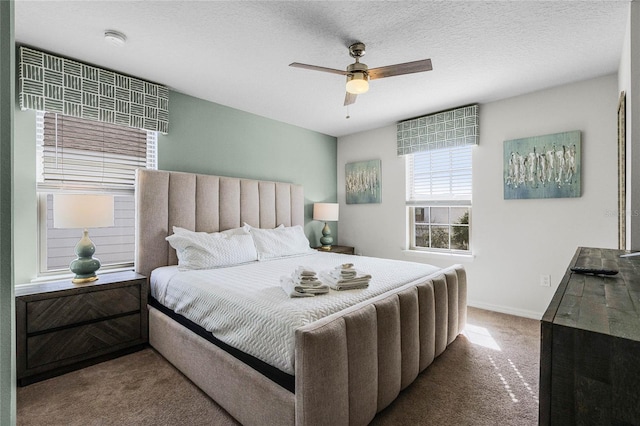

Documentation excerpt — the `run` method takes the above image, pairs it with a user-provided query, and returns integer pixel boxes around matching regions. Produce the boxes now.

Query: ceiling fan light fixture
[346,72,369,94]
[290,42,432,106]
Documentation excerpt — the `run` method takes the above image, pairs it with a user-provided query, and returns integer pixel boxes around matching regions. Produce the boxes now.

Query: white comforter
[151,252,441,375]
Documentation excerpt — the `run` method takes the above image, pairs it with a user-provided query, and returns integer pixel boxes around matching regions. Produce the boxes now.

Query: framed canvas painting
[503,130,581,200]
[345,159,381,204]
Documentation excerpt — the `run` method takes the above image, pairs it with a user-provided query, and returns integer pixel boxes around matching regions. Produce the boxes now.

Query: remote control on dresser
[570,267,618,276]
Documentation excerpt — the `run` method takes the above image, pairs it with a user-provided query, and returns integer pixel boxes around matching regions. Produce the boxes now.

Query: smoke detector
[104,30,127,46]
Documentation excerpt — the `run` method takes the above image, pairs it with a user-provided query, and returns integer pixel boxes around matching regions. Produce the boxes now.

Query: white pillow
[249,225,313,260]
[166,227,257,270]
[172,226,248,237]
[242,223,284,231]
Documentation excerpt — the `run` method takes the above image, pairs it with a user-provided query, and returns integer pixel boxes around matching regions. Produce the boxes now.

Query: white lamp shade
[53,194,115,229]
[313,203,339,222]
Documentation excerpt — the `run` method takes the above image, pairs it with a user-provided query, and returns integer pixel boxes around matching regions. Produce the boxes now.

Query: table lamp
[53,194,114,283]
[313,202,339,250]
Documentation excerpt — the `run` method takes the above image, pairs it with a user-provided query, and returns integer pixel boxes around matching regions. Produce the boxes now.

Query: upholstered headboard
[134,169,304,278]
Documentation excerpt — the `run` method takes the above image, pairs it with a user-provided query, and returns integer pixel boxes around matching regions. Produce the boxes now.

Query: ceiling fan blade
[289,62,348,76]
[368,59,433,80]
[344,92,357,106]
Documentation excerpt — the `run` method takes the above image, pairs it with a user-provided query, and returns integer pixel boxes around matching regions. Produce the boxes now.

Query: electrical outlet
[540,274,551,287]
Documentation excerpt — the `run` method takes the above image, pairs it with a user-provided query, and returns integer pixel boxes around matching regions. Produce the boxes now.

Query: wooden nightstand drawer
[27,313,141,369]
[27,285,140,333]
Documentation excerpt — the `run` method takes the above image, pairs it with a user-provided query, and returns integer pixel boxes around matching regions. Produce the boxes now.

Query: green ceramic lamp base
[70,229,101,284]
[320,222,333,249]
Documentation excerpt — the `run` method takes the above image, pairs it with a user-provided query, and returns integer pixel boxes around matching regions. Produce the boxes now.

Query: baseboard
[467,300,542,320]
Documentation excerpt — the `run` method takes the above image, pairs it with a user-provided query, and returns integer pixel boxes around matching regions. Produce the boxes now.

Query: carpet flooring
[17,307,540,425]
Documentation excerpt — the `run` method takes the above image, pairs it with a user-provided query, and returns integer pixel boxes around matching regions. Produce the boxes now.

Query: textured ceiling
[15,1,630,137]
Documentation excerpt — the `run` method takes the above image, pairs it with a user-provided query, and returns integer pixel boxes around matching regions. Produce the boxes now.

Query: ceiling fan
[289,42,433,106]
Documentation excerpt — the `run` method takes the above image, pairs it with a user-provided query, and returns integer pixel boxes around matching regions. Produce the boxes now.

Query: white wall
[338,74,618,319]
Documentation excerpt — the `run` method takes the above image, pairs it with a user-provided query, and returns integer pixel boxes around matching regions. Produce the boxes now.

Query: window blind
[406,145,472,204]
[37,112,149,193]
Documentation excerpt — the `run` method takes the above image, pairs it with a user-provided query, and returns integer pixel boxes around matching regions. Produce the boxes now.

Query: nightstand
[15,270,148,386]
[315,245,355,255]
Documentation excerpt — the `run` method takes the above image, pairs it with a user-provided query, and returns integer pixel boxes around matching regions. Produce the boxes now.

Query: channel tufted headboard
[134,169,304,278]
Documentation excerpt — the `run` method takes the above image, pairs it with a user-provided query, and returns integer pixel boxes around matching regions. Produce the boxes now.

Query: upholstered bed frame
[135,169,467,425]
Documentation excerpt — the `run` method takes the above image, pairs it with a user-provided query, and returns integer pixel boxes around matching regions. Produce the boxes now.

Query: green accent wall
[159,91,338,243]
[0,0,16,423]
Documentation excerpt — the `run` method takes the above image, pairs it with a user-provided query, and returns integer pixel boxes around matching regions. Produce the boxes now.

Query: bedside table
[315,245,355,255]
[15,270,148,386]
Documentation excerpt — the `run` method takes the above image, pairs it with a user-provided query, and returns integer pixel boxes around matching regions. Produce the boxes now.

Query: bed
[135,169,467,426]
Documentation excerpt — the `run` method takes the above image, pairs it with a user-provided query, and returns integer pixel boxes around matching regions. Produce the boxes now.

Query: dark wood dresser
[16,271,147,385]
[540,247,640,424]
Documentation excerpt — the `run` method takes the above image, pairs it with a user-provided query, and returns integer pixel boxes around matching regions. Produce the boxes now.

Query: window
[407,145,472,253]
[36,112,157,275]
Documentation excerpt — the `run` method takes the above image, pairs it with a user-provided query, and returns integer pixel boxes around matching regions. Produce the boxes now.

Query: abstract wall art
[345,159,381,204]
[503,130,581,200]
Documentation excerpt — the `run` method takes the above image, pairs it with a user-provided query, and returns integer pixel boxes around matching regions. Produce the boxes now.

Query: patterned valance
[19,46,169,133]
[397,104,478,155]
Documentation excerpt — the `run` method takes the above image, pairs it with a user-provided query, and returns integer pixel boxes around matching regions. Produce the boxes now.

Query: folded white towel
[291,276,323,287]
[327,269,371,281]
[332,263,368,278]
[320,271,371,291]
[281,276,314,297]
[280,276,330,297]
[329,269,357,279]
[292,267,322,287]
[299,285,330,295]
[298,274,317,281]
[295,266,317,277]
[326,280,369,291]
